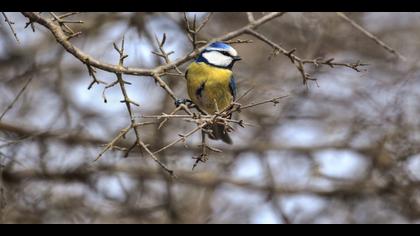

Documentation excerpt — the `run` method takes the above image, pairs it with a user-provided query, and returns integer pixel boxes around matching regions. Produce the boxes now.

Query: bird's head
[196,42,241,69]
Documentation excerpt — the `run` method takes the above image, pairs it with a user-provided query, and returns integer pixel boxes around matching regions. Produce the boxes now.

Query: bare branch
[0,76,33,122]
[153,123,206,155]
[20,12,285,77]
[247,12,255,23]
[94,125,131,162]
[336,12,407,62]
[1,12,20,43]
[246,28,367,85]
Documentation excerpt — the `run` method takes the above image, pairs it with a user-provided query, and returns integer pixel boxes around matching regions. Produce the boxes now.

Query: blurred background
[0,12,420,223]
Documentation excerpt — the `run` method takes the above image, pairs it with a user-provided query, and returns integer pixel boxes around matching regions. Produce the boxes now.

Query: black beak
[233,56,242,61]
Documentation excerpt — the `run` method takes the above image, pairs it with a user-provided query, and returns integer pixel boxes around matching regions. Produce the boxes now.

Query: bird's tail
[206,123,232,144]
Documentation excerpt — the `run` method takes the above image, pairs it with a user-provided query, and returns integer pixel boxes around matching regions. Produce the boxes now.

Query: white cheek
[229,48,238,57]
[203,51,233,67]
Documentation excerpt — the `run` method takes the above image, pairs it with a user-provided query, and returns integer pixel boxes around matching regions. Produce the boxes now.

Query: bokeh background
[1,12,420,223]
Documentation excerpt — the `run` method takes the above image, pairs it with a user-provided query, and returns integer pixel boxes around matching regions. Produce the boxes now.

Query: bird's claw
[175,98,193,107]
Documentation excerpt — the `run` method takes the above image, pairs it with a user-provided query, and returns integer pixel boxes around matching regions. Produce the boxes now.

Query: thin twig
[247,12,256,23]
[94,36,175,176]
[94,125,131,162]
[86,62,107,90]
[157,106,183,130]
[152,33,183,75]
[193,131,208,170]
[236,87,255,102]
[1,12,20,43]
[0,134,39,148]
[0,162,5,223]
[50,12,80,21]
[50,12,75,35]
[246,28,367,84]
[153,123,206,155]
[258,155,291,224]
[0,76,33,121]
[20,12,285,78]
[224,39,253,45]
[336,12,407,62]
[139,140,176,177]
[234,95,289,111]
[184,13,214,50]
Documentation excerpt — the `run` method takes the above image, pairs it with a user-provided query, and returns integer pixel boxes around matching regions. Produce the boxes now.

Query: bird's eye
[220,51,230,56]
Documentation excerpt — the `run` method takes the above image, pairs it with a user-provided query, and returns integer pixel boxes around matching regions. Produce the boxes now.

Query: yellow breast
[186,62,233,114]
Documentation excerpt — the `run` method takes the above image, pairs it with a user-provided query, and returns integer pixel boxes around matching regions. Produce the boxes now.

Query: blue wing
[229,76,237,101]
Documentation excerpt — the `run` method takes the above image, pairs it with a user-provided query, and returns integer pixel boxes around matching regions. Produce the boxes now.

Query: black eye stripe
[221,51,230,56]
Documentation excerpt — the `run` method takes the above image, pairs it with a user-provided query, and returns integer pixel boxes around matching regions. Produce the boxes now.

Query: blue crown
[208,41,231,50]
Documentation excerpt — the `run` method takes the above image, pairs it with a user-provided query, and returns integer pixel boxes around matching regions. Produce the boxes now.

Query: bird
[184,41,241,144]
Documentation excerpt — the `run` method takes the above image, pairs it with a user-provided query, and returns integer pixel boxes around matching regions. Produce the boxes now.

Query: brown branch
[0,76,33,122]
[1,12,20,43]
[101,80,119,103]
[142,114,254,128]
[184,12,213,50]
[50,12,80,21]
[94,125,131,161]
[192,131,209,170]
[139,140,176,177]
[153,123,207,155]
[143,95,288,162]
[93,36,175,176]
[50,12,74,34]
[192,130,222,170]
[152,33,183,75]
[247,12,256,23]
[0,122,106,146]
[230,95,289,112]
[258,155,291,224]
[20,12,285,77]
[0,121,159,150]
[246,29,367,85]
[336,12,407,62]
[2,163,381,198]
[157,105,183,130]
[86,62,107,90]
[0,120,374,155]
[223,39,253,45]
[0,163,5,223]
[151,74,177,101]
[18,12,296,172]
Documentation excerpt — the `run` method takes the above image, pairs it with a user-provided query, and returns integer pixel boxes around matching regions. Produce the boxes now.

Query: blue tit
[185,42,241,144]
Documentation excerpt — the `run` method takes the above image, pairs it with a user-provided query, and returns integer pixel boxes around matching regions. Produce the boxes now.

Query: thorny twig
[86,62,107,90]
[1,12,20,43]
[144,95,288,168]
[16,12,369,172]
[184,12,213,50]
[94,125,131,162]
[4,13,418,224]
[336,12,407,62]
[245,29,368,85]
[20,12,284,79]
[153,123,207,155]
[94,36,175,177]
[152,33,183,75]
[192,130,222,170]
[49,12,83,40]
